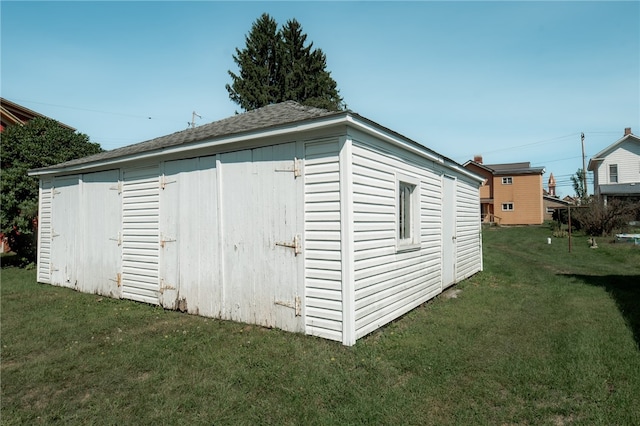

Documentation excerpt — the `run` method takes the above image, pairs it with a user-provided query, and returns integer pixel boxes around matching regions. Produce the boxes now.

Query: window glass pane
[399,182,413,240]
[609,164,618,183]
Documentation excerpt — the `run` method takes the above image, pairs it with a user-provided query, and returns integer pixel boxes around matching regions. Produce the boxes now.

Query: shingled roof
[480,162,544,175]
[31,101,341,172]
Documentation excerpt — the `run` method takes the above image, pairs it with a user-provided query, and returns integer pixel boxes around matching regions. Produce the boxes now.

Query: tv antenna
[188,111,202,129]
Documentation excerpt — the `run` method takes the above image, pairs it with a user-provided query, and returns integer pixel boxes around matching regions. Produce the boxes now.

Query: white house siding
[304,138,343,342]
[37,179,53,283]
[455,177,482,281]
[595,141,640,187]
[121,166,161,305]
[350,138,444,340]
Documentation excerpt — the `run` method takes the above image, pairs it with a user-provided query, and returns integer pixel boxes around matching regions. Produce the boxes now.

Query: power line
[10,98,154,120]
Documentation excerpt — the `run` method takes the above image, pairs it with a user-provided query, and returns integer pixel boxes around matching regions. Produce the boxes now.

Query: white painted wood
[49,175,80,288]
[121,166,160,305]
[339,136,356,346]
[76,170,122,297]
[442,175,457,289]
[304,137,343,342]
[33,109,482,346]
[594,138,640,188]
[455,177,483,280]
[37,179,53,283]
[349,137,467,340]
[220,142,303,332]
[159,156,219,315]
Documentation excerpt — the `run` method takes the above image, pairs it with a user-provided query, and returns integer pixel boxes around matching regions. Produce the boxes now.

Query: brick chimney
[473,155,483,164]
[624,127,632,136]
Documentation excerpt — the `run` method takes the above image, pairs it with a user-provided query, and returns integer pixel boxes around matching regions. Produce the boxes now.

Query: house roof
[587,132,640,171]
[463,160,545,176]
[0,97,75,131]
[29,101,484,183]
[598,183,640,196]
[543,194,572,206]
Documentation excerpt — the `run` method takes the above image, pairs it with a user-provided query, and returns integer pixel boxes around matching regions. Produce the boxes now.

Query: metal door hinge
[275,157,302,178]
[109,232,122,246]
[275,234,301,255]
[109,273,122,287]
[160,175,176,189]
[275,296,302,316]
[160,278,176,294]
[160,233,176,248]
[109,182,122,193]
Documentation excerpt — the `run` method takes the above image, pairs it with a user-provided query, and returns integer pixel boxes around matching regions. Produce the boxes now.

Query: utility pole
[581,132,587,198]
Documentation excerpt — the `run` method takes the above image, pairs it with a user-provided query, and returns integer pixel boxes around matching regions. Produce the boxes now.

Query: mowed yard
[2,226,639,425]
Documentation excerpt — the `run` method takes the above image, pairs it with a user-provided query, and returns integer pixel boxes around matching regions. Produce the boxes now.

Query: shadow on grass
[1,253,21,268]
[562,274,640,349]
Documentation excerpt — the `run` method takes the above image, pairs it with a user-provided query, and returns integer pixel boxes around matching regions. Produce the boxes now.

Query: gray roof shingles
[31,101,341,172]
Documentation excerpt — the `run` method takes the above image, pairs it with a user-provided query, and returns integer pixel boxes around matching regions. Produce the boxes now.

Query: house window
[609,164,618,183]
[502,177,513,185]
[396,173,420,251]
[502,203,514,211]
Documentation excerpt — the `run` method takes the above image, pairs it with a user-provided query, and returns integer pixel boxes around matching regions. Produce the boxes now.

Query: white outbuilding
[30,101,483,345]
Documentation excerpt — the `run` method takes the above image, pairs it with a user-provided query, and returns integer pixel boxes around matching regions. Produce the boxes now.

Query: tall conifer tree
[226,14,343,111]
[226,14,280,111]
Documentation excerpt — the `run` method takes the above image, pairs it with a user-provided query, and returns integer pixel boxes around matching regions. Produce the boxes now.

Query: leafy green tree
[226,13,343,112]
[571,168,588,202]
[1,117,102,264]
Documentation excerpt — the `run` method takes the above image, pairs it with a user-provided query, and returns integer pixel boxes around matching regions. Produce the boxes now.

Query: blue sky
[2,1,638,196]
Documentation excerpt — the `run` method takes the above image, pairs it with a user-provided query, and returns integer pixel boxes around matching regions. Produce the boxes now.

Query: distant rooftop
[466,160,545,175]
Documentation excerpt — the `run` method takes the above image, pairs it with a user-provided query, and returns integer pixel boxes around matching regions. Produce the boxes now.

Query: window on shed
[396,173,421,251]
[399,182,413,240]
[502,177,513,185]
[502,203,514,211]
[609,164,618,183]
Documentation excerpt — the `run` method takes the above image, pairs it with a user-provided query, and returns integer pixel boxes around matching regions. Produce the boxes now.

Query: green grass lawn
[2,226,639,425]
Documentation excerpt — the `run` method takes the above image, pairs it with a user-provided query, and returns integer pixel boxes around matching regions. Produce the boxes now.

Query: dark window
[609,164,618,183]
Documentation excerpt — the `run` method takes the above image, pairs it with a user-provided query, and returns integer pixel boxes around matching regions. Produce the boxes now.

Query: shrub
[573,197,640,237]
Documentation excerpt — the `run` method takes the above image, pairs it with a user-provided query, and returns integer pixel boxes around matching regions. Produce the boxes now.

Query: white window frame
[396,173,421,252]
[502,203,514,211]
[502,177,513,185]
[609,164,618,183]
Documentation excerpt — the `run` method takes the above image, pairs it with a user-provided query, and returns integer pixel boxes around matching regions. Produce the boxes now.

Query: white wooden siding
[160,156,219,315]
[49,175,80,288]
[442,176,456,288]
[351,140,444,339]
[121,166,160,305]
[456,177,482,280]
[219,143,303,332]
[37,179,53,283]
[76,170,122,297]
[596,140,640,185]
[304,138,343,342]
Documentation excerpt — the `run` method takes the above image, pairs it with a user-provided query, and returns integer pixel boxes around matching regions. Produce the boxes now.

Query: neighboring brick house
[464,156,545,225]
[587,127,640,205]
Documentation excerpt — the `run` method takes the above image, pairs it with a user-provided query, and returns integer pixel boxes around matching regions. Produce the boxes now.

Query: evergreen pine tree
[226,13,280,111]
[226,14,343,112]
